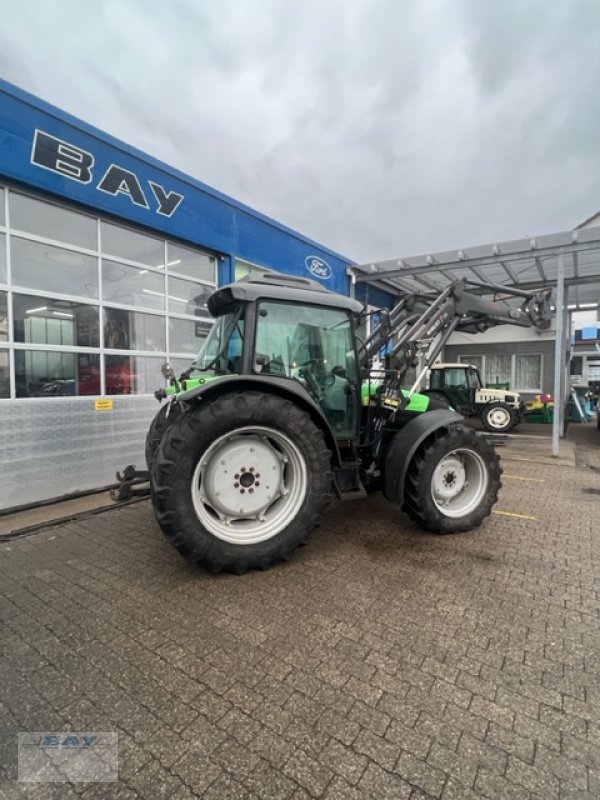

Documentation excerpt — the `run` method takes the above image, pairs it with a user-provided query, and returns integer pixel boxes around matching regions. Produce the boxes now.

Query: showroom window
[0,234,6,284]
[0,185,217,399]
[102,259,165,310]
[13,294,100,348]
[459,353,542,392]
[0,290,8,399]
[0,348,9,398]
[0,291,7,341]
[101,222,165,267]
[11,237,99,299]
[10,192,96,250]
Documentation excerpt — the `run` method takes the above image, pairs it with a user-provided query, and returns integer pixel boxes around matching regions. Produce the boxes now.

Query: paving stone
[534,743,588,791]
[202,772,259,800]
[218,708,264,746]
[385,719,431,760]
[246,727,296,769]
[475,766,532,800]
[348,700,391,736]
[211,736,261,779]
[394,750,447,797]
[282,748,334,797]
[414,712,461,752]
[243,759,297,800]
[127,757,187,800]
[441,777,485,800]
[320,736,368,785]
[190,688,232,722]
[357,762,412,800]
[322,774,370,800]
[169,750,222,792]
[2,451,600,800]
[426,741,477,789]
[283,691,323,726]
[283,718,330,757]
[143,726,190,769]
[354,728,401,770]
[457,731,508,774]
[506,754,561,798]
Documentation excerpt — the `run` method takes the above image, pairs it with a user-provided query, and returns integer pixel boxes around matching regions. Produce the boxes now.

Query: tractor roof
[208,272,364,316]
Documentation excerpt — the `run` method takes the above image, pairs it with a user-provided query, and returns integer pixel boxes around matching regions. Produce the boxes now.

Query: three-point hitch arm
[357,279,553,381]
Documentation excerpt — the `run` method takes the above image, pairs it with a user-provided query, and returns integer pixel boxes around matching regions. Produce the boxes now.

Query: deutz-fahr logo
[30,130,184,218]
[305,255,332,280]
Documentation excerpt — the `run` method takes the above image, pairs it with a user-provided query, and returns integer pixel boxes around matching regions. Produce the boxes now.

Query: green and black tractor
[126,272,551,573]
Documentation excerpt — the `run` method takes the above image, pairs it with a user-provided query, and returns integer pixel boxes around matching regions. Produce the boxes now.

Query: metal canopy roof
[349,226,600,310]
[349,224,600,457]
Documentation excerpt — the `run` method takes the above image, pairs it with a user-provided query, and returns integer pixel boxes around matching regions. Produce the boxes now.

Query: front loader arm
[358,279,553,385]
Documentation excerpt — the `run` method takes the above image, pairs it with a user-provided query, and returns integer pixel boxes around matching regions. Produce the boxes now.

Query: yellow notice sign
[95,398,114,411]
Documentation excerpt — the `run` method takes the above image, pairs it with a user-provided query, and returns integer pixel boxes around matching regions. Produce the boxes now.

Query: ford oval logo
[305,255,332,280]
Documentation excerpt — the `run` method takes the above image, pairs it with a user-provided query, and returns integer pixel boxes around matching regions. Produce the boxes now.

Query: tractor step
[338,483,368,500]
[333,461,367,499]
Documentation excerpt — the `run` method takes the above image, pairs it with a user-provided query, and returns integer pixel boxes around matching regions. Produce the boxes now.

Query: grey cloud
[1,0,600,264]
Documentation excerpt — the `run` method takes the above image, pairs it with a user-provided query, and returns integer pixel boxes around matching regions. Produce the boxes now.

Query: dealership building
[2,80,598,512]
[0,79,395,511]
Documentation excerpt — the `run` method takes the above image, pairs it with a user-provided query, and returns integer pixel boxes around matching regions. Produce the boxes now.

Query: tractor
[132,272,551,573]
[425,363,525,433]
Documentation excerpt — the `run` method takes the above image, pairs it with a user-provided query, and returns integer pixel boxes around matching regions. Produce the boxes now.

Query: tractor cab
[180,274,363,439]
[429,363,481,411]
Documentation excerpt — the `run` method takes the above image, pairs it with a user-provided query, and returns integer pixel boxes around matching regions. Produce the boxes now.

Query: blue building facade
[0,78,356,293]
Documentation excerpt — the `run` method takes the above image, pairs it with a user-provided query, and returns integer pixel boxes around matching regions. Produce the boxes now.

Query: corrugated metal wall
[0,396,158,511]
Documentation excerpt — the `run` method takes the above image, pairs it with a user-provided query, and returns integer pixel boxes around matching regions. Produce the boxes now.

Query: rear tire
[403,425,502,533]
[481,402,515,433]
[151,391,332,573]
[145,403,182,470]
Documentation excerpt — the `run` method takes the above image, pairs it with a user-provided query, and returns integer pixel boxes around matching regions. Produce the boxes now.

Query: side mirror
[161,363,176,383]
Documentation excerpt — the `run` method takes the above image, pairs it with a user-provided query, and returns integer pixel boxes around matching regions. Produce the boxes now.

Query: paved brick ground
[1,431,600,799]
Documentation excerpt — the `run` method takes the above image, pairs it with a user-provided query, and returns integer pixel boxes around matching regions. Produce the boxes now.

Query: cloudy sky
[1,0,600,265]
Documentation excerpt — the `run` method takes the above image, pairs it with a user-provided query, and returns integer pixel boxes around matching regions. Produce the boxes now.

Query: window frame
[458,353,543,393]
[0,183,219,400]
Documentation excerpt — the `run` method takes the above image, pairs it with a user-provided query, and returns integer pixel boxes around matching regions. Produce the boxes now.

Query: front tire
[481,402,515,433]
[402,425,502,533]
[151,391,332,573]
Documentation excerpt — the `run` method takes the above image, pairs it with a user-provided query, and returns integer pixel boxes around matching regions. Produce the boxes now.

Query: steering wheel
[296,359,324,402]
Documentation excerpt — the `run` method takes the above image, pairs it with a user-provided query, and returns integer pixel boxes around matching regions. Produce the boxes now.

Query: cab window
[254,301,359,438]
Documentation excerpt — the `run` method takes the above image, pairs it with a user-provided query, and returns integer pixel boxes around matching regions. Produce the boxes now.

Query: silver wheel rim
[487,406,510,429]
[191,426,307,545]
[431,448,488,518]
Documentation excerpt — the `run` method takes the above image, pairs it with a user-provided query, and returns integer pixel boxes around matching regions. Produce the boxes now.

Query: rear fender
[383,409,464,506]
[175,374,343,466]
